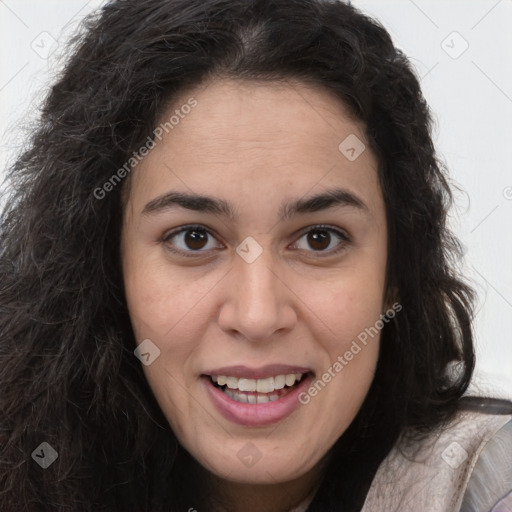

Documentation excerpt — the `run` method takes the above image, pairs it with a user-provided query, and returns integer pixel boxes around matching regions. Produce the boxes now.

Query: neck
[208,463,324,512]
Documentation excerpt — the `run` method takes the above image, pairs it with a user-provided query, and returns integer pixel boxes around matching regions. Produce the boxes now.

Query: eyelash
[161,224,351,259]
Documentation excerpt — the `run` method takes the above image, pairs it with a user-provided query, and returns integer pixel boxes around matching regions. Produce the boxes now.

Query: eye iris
[185,229,208,250]
[307,230,330,250]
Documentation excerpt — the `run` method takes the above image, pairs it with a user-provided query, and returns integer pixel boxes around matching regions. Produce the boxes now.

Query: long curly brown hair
[0,0,478,510]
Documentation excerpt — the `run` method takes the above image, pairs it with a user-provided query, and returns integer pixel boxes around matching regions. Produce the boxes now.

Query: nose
[217,249,297,342]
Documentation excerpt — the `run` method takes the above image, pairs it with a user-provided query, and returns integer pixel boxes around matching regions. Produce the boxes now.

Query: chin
[197,448,318,485]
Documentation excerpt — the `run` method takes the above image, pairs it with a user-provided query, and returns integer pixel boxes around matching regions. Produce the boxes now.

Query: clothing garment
[361,406,512,512]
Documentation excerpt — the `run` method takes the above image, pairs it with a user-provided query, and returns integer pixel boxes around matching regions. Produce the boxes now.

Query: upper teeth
[211,373,304,393]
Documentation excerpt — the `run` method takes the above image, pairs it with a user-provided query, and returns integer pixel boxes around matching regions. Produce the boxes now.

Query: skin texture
[121,79,388,512]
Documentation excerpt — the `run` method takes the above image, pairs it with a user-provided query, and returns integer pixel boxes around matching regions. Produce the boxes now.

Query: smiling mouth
[208,372,311,404]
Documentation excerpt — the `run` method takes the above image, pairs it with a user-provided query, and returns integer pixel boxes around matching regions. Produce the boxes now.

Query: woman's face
[121,79,388,485]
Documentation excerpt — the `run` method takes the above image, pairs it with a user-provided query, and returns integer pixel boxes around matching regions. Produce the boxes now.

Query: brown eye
[307,229,331,251]
[293,226,350,255]
[163,225,223,256]
[183,229,208,250]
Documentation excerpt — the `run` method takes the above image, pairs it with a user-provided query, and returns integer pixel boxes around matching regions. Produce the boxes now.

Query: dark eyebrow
[141,187,369,221]
[142,191,237,219]
[279,187,369,221]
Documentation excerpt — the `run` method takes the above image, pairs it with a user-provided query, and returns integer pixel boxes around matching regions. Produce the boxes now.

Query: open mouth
[208,372,311,404]
[202,368,315,426]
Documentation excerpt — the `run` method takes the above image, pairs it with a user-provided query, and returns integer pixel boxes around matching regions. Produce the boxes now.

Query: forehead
[125,78,383,221]
[158,78,365,161]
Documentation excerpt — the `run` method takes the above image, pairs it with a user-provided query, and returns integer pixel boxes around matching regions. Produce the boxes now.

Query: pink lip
[203,364,312,380]
[201,372,314,427]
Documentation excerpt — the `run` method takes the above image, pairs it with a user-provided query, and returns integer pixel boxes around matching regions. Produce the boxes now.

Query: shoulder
[361,398,512,512]
[460,406,512,512]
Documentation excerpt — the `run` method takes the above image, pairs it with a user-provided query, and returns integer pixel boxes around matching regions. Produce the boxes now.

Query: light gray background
[1,0,511,397]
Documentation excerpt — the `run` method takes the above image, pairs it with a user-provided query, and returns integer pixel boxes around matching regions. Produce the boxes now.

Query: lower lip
[202,374,313,427]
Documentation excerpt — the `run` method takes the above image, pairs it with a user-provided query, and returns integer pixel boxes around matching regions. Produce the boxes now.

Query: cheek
[317,286,381,389]
[296,267,383,406]
[304,283,382,438]
[123,250,192,336]
[304,271,385,344]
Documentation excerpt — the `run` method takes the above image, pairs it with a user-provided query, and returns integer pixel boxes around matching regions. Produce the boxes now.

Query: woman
[0,0,510,511]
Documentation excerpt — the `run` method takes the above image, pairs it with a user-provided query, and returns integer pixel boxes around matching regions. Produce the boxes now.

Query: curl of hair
[0,0,475,510]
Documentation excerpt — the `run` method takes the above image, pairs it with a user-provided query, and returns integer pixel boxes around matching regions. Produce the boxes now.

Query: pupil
[308,230,330,250]
[185,229,207,250]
